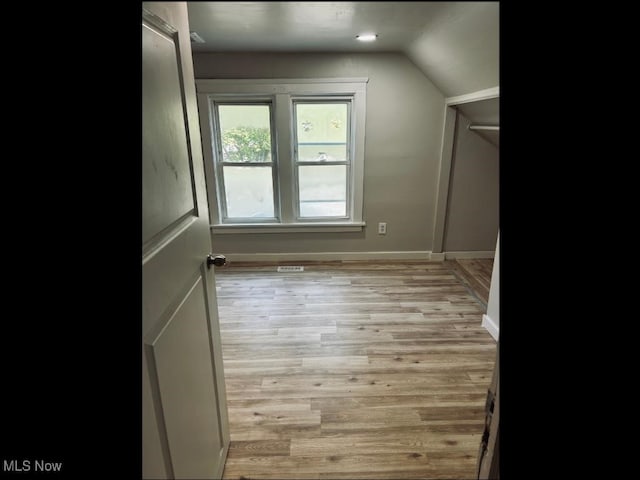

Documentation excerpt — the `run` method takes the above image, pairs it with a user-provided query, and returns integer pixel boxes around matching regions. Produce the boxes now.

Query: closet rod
[468,124,499,131]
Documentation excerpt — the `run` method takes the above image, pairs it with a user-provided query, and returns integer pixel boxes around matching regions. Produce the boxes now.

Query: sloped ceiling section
[186,2,499,99]
[405,2,499,98]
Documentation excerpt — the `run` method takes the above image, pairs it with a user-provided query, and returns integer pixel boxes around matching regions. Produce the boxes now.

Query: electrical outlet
[378,222,387,235]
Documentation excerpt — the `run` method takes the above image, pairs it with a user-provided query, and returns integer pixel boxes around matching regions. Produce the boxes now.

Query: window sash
[292,99,352,220]
[212,101,279,223]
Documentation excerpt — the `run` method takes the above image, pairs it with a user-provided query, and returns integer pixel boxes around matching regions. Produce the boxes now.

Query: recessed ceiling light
[356,33,378,42]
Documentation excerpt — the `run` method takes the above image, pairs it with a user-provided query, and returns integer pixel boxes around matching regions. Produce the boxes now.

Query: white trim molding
[211,222,366,234]
[197,78,370,88]
[429,252,445,262]
[444,251,495,259]
[445,86,499,106]
[431,106,457,255]
[482,314,499,341]
[224,251,444,263]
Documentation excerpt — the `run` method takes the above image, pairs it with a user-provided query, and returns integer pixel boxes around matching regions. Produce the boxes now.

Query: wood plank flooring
[444,259,494,307]
[215,261,497,479]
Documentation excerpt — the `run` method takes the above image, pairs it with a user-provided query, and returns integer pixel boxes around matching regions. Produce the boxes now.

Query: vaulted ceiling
[186,2,499,99]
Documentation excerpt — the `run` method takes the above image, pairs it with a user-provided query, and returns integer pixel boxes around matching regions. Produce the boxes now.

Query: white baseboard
[429,252,445,262]
[226,251,443,262]
[445,251,495,259]
[482,314,499,341]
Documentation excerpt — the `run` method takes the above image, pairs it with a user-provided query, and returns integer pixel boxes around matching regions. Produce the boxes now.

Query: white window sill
[211,222,366,234]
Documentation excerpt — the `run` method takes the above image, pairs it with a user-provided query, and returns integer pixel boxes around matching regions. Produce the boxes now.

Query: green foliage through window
[221,126,271,163]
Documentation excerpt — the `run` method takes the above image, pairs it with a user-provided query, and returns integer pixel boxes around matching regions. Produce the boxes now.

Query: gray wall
[193,52,445,255]
[443,113,499,252]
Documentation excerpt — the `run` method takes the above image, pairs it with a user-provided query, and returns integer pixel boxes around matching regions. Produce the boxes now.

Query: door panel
[143,350,170,478]
[142,18,196,247]
[142,3,229,479]
[145,275,224,479]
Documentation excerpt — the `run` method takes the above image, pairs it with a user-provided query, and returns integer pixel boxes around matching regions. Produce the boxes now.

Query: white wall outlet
[378,222,387,235]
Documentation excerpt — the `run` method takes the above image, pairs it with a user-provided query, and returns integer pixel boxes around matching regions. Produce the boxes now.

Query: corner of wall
[482,314,499,341]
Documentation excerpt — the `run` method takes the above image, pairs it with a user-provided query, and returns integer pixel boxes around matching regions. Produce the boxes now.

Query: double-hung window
[215,102,277,220]
[196,79,367,233]
[293,100,349,218]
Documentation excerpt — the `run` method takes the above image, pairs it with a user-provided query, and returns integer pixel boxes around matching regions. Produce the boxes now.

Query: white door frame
[431,87,499,256]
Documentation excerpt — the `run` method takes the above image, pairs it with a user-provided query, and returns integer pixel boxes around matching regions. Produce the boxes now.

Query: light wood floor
[445,259,494,307]
[215,260,497,479]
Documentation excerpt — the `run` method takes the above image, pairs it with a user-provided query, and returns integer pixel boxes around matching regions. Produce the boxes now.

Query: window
[215,103,277,219]
[294,101,349,218]
[196,79,367,233]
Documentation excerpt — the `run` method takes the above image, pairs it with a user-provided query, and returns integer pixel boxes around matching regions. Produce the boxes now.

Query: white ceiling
[187,2,451,53]
[186,1,499,125]
[405,2,499,98]
[187,2,498,95]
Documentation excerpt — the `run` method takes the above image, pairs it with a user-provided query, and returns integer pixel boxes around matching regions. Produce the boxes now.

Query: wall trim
[197,77,370,88]
[482,314,499,341]
[444,251,495,259]
[225,251,441,262]
[211,222,365,234]
[431,106,457,255]
[445,86,500,106]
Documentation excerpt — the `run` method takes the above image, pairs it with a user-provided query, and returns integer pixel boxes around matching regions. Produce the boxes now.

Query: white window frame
[196,78,368,234]
[212,99,280,223]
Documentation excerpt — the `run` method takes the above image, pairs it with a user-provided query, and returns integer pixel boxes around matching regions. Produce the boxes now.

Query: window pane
[296,103,347,162]
[223,166,274,218]
[218,105,272,163]
[298,165,346,217]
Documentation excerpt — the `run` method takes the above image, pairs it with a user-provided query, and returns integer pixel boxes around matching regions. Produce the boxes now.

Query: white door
[142,3,229,479]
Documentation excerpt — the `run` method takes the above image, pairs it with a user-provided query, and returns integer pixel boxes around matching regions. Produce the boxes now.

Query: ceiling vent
[189,32,205,43]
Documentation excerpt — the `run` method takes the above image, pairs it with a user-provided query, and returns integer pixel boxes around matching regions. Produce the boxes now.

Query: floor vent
[277,266,304,272]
